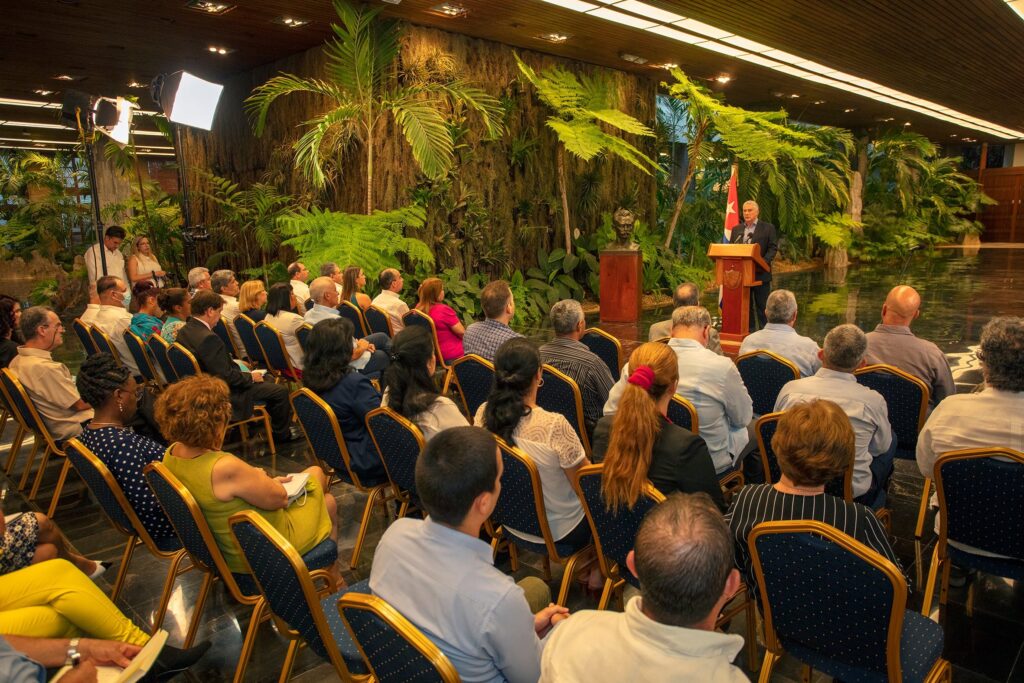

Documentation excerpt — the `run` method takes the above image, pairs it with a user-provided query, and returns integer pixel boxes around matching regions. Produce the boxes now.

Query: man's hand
[533,603,570,637]
[60,661,98,683]
[79,638,140,667]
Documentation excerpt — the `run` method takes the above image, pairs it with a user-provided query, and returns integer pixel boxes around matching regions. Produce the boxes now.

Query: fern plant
[514,52,657,255]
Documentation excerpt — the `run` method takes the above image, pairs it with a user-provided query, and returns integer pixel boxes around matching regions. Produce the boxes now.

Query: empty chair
[580,328,623,381]
[449,354,494,420]
[736,350,799,416]
[366,406,426,519]
[364,305,394,338]
[147,335,178,382]
[72,317,98,356]
[666,395,699,434]
[338,300,370,337]
[167,342,199,380]
[536,365,591,455]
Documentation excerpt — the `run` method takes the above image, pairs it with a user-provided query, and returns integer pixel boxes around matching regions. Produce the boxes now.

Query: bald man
[865,285,955,407]
[729,200,778,330]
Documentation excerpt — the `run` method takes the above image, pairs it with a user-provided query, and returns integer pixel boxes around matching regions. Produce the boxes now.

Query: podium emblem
[724,269,742,290]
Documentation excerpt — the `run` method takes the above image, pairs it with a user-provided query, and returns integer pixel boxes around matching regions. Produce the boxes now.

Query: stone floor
[0,406,1020,682]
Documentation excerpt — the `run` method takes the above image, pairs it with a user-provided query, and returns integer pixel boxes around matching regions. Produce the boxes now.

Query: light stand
[62,91,107,277]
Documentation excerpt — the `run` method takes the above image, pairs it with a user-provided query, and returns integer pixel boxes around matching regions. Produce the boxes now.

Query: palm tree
[514,53,658,255]
[246,0,503,215]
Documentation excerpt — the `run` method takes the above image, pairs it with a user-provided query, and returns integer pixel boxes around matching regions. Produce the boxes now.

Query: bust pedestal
[599,249,642,323]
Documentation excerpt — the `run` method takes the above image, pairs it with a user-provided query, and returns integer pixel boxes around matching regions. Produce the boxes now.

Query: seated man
[370,426,567,683]
[541,493,747,682]
[187,266,211,298]
[648,282,722,354]
[775,324,893,508]
[463,280,522,361]
[9,306,93,440]
[304,277,390,378]
[738,289,820,377]
[91,276,139,375]
[606,306,753,475]
[287,261,311,306]
[866,285,955,407]
[175,291,296,442]
[211,269,244,355]
[370,268,409,333]
[540,300,614,435]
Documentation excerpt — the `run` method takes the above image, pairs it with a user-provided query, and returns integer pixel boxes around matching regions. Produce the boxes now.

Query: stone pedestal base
[599,249,642,323]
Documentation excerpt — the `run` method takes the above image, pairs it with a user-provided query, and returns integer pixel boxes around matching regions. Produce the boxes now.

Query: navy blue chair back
[89,326,120,361]
[580,328,622,381]
[212,319,235,357]
[66,439,135,534]
[855,365,928,457]
[123,330,159,383]
[255,322,296,378]
[364,306,393,338]
[450,354,494,420]
[167,343,199,379]
[666,395,698,434]
[366,407,425,503]
[148,335,178,381]
[402,310,448,371]
[736,351,799,416]
[143,463,220,575]
[292,389,359,488]
[234,315,265,365]
[72,318,97,356]
[296,323,312,352]
[758,413,848,499]
[402,310,432,332]
[492,438,546,541]
[0,368,45,437]
[536,365,590,453]
[338,301,369,337]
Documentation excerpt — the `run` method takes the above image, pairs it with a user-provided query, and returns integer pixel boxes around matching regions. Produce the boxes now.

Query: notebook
[52,629,168,683]
[282,472,310,505]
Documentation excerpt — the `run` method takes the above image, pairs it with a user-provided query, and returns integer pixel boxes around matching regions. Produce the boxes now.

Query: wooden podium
[708,243,769,354]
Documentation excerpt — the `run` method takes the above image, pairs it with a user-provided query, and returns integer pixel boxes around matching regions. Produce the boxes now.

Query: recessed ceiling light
[653,62,679,70]
[185,0,235,14]
[813,100,825,105]
[620,53,649,65]
[904,121,912,126]
[537,32,572,43]
[127,81,146,89]
[53,74,79,81]
[844,107,856,113]
[0,121,66,129]
[673,18,732,40]
[538,0,599,10]
[589,6,657,29]
[949,134,958,138]
[877,116,894,122]
[788,93,800,98]
[207,45,234,55]
[714,74,732,84]
[429,2,468,17]
[612,0,685,23]
[32,89,55,96]
[274,16,309,28]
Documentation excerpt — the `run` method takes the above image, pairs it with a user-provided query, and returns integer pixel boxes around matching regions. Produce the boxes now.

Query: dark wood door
[979,168,1024,242]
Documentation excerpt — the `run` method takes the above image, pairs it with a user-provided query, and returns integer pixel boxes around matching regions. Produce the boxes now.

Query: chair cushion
[321,578,371,675]
[949,546,1024,581]
[507,530,588,559]
[786,610,944,683]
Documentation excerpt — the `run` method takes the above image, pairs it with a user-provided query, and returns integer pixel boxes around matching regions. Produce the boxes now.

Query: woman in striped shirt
[726,399,902,589]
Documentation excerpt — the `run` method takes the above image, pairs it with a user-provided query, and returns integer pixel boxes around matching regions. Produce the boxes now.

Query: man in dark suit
[729,200,779,331]
[175,290,295,441]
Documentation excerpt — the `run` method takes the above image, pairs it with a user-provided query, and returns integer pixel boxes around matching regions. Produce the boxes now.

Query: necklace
[88,421,127,429]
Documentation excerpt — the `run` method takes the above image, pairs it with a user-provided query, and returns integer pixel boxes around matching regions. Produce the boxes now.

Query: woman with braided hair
[592,342,724,512]
[75,354,176,542]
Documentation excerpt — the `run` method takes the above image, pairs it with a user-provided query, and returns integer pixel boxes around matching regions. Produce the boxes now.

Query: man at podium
[729,200,778,330]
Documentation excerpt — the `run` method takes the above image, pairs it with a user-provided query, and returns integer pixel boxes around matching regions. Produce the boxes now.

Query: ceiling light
[274,16,310,27]
[0,121,66,129]
[714,74,732,84]
[762,48,807,64]
[611,0,685,23]
[620,52,648,65]
[673,18,732,40]
[735,53,779,68]
[950,134,958,138]
[127,81,146,89]
[32,89,55,97]
[644,25,707,44]
[654,62,679,70]
[429,2,468,17]
[788,93,800,98]
[588,6,657,28]
[53,74,79,81]
[184,0,235,14]
[1006,0,1024,20]
[720,35,771,51]
[207,45,233,55]
[904,121,911,126]
[0,97,60,109]
[538,0,599,9]
[537,32,572,43]
[813,100,825,105]
[699,42,747,58]
[0,136,74,145]
[844,108,856,113]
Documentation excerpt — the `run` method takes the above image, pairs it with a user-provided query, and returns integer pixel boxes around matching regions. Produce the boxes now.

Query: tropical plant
[514,52,658,255]
[101,189,184,280]
[246,0,504,214]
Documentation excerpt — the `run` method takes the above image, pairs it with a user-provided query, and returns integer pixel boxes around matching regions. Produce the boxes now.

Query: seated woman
[75,353,176,543]
[156,375,340,584]
[303,318,386,482]
[592,342,724,512]
[128,283,163,342]
[0,295,23,368]
[415,277,464,362]
[238,280,268,323]
[263,282,306,371]
[0,504,105,580]
[340,265,372,311]
[381,326,468,441]
[475,338,592,551]
[157,288,190,342]
[726,399,902,589]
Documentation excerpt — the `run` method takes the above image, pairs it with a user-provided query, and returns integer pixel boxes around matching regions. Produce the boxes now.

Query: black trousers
[749,281,771,332]
[247,381,293,434]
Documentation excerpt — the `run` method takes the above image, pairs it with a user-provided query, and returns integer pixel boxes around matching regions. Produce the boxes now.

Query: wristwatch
[65,637,81,668]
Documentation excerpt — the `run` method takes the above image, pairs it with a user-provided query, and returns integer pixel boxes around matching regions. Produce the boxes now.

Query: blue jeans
[357,333,392,379]
[854,439,897,510]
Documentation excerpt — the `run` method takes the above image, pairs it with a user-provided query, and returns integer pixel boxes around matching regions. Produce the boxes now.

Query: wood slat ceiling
[2,0,1021,148]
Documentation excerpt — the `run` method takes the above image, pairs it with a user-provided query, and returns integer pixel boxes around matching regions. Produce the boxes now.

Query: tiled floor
[3,420,1020,683]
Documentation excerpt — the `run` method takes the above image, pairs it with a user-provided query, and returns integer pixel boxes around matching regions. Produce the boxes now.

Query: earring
[538,378,545,387]
[117,400,124,416]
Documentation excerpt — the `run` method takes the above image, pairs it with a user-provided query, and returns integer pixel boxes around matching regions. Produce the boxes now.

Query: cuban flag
[719,164,739,307]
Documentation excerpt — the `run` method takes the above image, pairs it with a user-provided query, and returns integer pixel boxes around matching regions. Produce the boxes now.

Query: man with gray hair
[540,300,614,433]
[738,289,820,377]
[605,306,753,475]
[728,200,778,330]
[647,283,723,354]
[540,493,746,682]
[320,262,344,297]
[187,267,211,297]
[211,269,243,355]
[371,268,409,333]
[288,262,311,305]
[775,323,893,507]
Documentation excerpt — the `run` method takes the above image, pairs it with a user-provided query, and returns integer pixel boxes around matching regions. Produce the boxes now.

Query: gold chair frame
[669,395,700,435]
[122,329,165,388]
[581,327,623,376]
[89,325,123,364]
[736,349,800,380]
[254,321,303,387]
[539,364,592,456]
[72,317,98,355]
[220,316,246,360]
[338,300,370,337]
[365,304,394,338]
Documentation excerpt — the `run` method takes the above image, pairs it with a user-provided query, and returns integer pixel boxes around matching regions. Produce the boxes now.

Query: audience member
[305,277,390,378]
[540,493,747,683]
[726,400,901,589]
[211,269,244,354]
[381,326,468,440]
[648,283,723,354]
[592,343,724,511]
[127,282,162,342]
[157,288,190,342]
[0,295,23,368]
[92,276,140,375]
[302,318,385,481]
[238,280,268,322]
[84,226,127,290]
[476,339,593,556]
[738,289,820,377]
[320,262,345,297]
[340,265,371,310]
[866,285,955,407]
[775,324,893,508]
[125,235,166,288]
[0,497,104,579]
[10,306,92,439]
[463,280,521,361]
[287,261,310,306]
[540,299,614,434]
[80,290,100,326]
[606,306,753,476]
[370,426,567,682]
[415,277,464,361]
[370,268,409,333]
[174,291,294,442]
[76,353,176,543]
[157,375,340,583]
[186,266,211,297]
[264,283,306,371]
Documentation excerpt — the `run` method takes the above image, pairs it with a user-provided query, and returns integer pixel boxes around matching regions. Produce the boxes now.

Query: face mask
[122,290,132,308]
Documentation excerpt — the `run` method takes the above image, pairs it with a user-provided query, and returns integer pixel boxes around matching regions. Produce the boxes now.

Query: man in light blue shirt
[304,276,390,377]
[604,306,754,474]
[370,426,567,683]
[775,324,894,508]
[738,289,821,377]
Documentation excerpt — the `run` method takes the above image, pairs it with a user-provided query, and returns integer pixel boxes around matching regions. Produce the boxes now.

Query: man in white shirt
[775,324,894,508]
[370,268,409,333]
[288,262,311,306]
[305,277,390,378]
[91,276,140,375]
[211,269,243,355]
[541,493,747,683]
[83,226,127,290]
[738,289,821,377]
[605,306,753,474]
[187,267,211,298]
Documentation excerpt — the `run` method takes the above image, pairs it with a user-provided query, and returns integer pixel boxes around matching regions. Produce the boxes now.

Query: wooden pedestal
[599,249,642,323]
